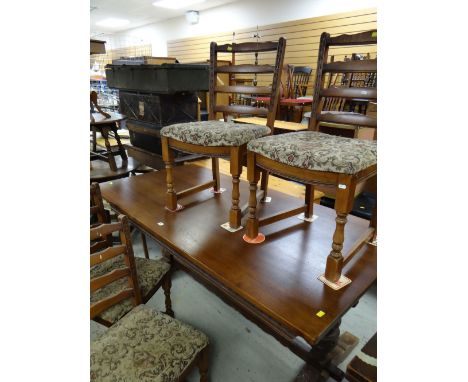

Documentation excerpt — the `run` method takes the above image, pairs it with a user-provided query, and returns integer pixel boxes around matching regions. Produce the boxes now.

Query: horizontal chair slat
[90,240,109,254]
[91,267,130,292]
[90,288,134,319]
[321,87,377,99]
[214,105,269,115]
[317,112,377,128]
[215,85,272,94]
[323,59,377,73]
[329,30,377,46]
[90,222,121,241]
[216,41,278,53]
[90,245,126,267]
[215,64,275,74]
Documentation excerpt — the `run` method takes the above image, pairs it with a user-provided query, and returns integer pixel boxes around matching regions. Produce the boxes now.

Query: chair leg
[198,345,210,382]
[101,127,117,171]
[162,273,174,317]
[324,184,353,282]
[141,232,149,259]
[370,196,377,242]
[304,184,315,219]
[260,170,269,202]
[212,157,220,192]
[161,137,178,211]
[244,152,262,241]
[229,147,242,229]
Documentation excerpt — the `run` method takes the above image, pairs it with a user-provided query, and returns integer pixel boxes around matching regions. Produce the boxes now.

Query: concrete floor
[91,231,377,382]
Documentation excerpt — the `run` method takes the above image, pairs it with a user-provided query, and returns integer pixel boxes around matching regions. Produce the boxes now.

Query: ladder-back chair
[243,30,377,289]
[91,184,174,326]
[160,38,286,231]
[90,215,210,382]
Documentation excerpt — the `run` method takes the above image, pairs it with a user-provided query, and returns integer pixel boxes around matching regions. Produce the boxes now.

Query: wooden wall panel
[167,8,377,94]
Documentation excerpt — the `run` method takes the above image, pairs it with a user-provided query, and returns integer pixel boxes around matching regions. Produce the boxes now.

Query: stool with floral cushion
[243,31,377,289]
[160,38,286,231]
[90,216,210,381]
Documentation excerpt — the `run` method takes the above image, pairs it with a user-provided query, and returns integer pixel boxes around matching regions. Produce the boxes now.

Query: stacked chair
[242,30,377,289]
[90,215,210,381]
[90,182,174,325]
[160,38,286,231]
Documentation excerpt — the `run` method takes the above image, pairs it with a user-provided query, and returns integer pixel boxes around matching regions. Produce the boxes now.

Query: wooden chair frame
[162,38,286,230]
[244,31,377,284]
[91,183,173,325]
[90,216,208,381]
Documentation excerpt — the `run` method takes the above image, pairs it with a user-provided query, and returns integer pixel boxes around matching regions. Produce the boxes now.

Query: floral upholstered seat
[91,256,171,324]
[247,131,377,175]
[91,304,209,382]
[160,120,270,147]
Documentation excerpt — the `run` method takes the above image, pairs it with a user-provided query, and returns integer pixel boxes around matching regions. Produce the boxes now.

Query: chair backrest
[90,182,107,225]
[309,30,377,131]
[289,66,312,98]
[209,38,286,129]
[90,214,141,319]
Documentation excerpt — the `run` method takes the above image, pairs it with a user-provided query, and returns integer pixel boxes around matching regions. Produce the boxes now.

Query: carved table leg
[295,319,343,382]
[111,124,128,162]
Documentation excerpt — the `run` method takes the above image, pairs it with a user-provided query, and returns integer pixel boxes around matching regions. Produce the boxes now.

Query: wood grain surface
[101,165,376,345]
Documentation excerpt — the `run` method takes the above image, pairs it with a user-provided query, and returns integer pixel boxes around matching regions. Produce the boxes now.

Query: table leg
[295,319,343,382]
[112,125,128,162]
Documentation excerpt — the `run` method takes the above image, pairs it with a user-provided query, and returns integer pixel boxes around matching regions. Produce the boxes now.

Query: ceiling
[90,0,240,36]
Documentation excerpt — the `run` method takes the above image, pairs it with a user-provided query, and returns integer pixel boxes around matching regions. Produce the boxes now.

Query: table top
[101,165,376,345]
[233,117,308,132]
[91,111,127,125]
[90,157,139,182]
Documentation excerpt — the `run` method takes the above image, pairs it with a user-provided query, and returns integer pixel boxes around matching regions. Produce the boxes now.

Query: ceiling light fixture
[185,10,199,24]
[153,0,205,10]
[96,18,130,28]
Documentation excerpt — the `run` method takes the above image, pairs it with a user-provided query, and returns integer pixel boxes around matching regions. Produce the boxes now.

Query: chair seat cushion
[91,256,171,325]
[160,120,270,147]
[91,304,208,382]
[247,131,376,175]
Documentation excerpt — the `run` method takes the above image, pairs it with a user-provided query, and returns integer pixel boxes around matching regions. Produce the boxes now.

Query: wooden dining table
[100,164,377,381]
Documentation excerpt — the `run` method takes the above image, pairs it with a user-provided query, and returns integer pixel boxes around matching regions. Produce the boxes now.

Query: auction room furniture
[90,215,209,382]
[256,65,313,122]
[105,63,210,170]
[346,333,377,382]
[160,38,286,230]
[91,181,150,258]
[90,192,174,327]
[243,30,377,288]
[100,166,377,381]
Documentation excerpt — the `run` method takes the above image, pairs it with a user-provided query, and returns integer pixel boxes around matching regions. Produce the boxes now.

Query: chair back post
[308,30,377,132]
[266,37,286,129]
[90,182,108,225]
[208,41,217,121]
[208,38,286,128]
[309,32,331,131]
[90,214,141,320]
